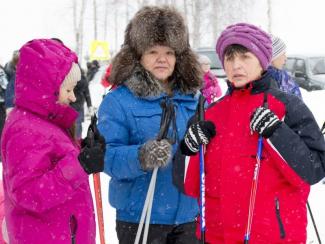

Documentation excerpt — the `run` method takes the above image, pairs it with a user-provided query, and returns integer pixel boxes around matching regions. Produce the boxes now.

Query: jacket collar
[227,71,273,95]
[125,64,198,99]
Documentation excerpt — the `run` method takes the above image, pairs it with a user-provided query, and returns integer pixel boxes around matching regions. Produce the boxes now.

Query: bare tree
[114,0,119,52]
[73,0,87,61]
[267,0,272,33]
[103,0,109,41]
[211,0,219,43]
[93,0,98,40]
[192,0,202,48]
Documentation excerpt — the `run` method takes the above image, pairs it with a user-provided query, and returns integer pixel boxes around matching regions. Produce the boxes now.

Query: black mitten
[138,139,172,171]
[180,121,216,156]
[78,142,105,174]
[79,117,106,174]
[250,107,282,138]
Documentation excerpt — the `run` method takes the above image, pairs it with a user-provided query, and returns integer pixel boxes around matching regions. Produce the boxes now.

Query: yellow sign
[89,40,110,61]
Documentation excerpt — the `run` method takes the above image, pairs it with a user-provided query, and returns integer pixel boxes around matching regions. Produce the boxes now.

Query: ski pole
[244,136,263,243]
[134,99,175,244]
[93,173,105,244]
[198,95,206,244]
[69,214,77,244]
[88,115,106,244]
[134,167,158,244]
[307,201,322,244]
[244,94,267,243]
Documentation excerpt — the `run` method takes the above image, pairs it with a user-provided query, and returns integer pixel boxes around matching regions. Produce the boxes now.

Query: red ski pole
[88,115,106,244]
[93,173,105,244]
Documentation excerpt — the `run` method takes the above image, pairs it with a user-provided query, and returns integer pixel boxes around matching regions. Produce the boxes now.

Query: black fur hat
[110,6,202,96]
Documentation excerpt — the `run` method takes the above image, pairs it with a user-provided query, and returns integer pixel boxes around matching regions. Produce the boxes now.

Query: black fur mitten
[139,139,172,171]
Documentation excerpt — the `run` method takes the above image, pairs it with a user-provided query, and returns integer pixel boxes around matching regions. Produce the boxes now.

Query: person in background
[86,60,100,82]
[173,23,325,243]
[98,6,202,244]
[0,65,8,146]
[268,35,302,98]
[4,50,19,114]
[70,67,94,139]
[198,55,222,104]
[1,39,105,243]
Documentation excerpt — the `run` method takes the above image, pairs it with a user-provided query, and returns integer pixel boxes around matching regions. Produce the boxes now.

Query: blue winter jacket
[98,85,199,224]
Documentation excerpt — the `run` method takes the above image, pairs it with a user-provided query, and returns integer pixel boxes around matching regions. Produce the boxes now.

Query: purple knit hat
[216,23,272,70]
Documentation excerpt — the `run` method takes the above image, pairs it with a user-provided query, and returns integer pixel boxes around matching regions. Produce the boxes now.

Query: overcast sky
[1,0,325,65]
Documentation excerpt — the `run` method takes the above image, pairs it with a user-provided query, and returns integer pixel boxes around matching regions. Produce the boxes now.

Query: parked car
[284,55,325,91]
[196,47,226,78]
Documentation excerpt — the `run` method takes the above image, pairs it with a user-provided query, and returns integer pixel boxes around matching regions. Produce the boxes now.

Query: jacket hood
[15,39,78,128]
[109,6,202,95]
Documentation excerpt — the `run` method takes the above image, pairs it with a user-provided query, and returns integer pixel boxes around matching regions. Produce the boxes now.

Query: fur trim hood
[110,6,202,97]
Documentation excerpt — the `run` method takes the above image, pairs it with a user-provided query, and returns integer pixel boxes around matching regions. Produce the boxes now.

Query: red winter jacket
[173,73,325,243]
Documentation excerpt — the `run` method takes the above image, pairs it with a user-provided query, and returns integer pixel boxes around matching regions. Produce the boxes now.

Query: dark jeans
[116,220,200,244]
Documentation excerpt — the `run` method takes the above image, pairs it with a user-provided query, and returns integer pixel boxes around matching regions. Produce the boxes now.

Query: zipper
[275,197,286,239]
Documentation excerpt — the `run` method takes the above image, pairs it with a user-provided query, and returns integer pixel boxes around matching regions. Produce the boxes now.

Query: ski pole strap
[157,98,177,143]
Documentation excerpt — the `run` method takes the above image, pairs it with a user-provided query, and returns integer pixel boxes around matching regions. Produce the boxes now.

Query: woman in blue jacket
[98,6,202,244]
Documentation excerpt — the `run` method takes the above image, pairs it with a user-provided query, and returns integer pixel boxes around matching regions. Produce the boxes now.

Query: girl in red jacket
[173,23,325,243]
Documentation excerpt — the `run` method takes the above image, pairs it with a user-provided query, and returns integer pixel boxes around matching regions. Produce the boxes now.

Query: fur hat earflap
[109,5,202,95]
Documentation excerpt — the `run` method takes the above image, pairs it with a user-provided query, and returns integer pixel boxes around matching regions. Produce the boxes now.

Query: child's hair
[223,44,249,60]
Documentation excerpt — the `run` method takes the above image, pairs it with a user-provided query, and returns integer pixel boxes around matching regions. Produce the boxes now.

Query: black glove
[138,139,172,171]
[180,121,216,156]
[79,115,106,174]
[250,107,282,138]
[78,142,105,174]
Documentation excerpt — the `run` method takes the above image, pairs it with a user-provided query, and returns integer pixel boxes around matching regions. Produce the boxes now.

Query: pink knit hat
[216,23,272,70]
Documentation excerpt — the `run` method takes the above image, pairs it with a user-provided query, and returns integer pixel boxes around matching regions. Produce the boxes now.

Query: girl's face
[140,45,176,83]
[201,63,211,73]
[58,79,77,105]
[224,51,263,88]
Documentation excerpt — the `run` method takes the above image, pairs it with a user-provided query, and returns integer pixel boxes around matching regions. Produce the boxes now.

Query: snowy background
[1,0,325,242]
[86,72,325,243]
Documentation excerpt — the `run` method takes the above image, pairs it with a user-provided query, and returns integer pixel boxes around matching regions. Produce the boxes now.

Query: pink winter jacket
[0,39,96,243]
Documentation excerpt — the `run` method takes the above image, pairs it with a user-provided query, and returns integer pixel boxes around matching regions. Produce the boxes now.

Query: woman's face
[140,45,176,83]
[224,51,263,88]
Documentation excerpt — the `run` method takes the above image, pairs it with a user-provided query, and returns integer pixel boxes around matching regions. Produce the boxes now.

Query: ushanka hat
[109,5,202,94]
[271,35,286,61]
[216,23,272,70]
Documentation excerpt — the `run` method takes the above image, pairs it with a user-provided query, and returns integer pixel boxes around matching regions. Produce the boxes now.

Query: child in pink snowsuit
[1,39,105,243]
[199,55,222,104]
